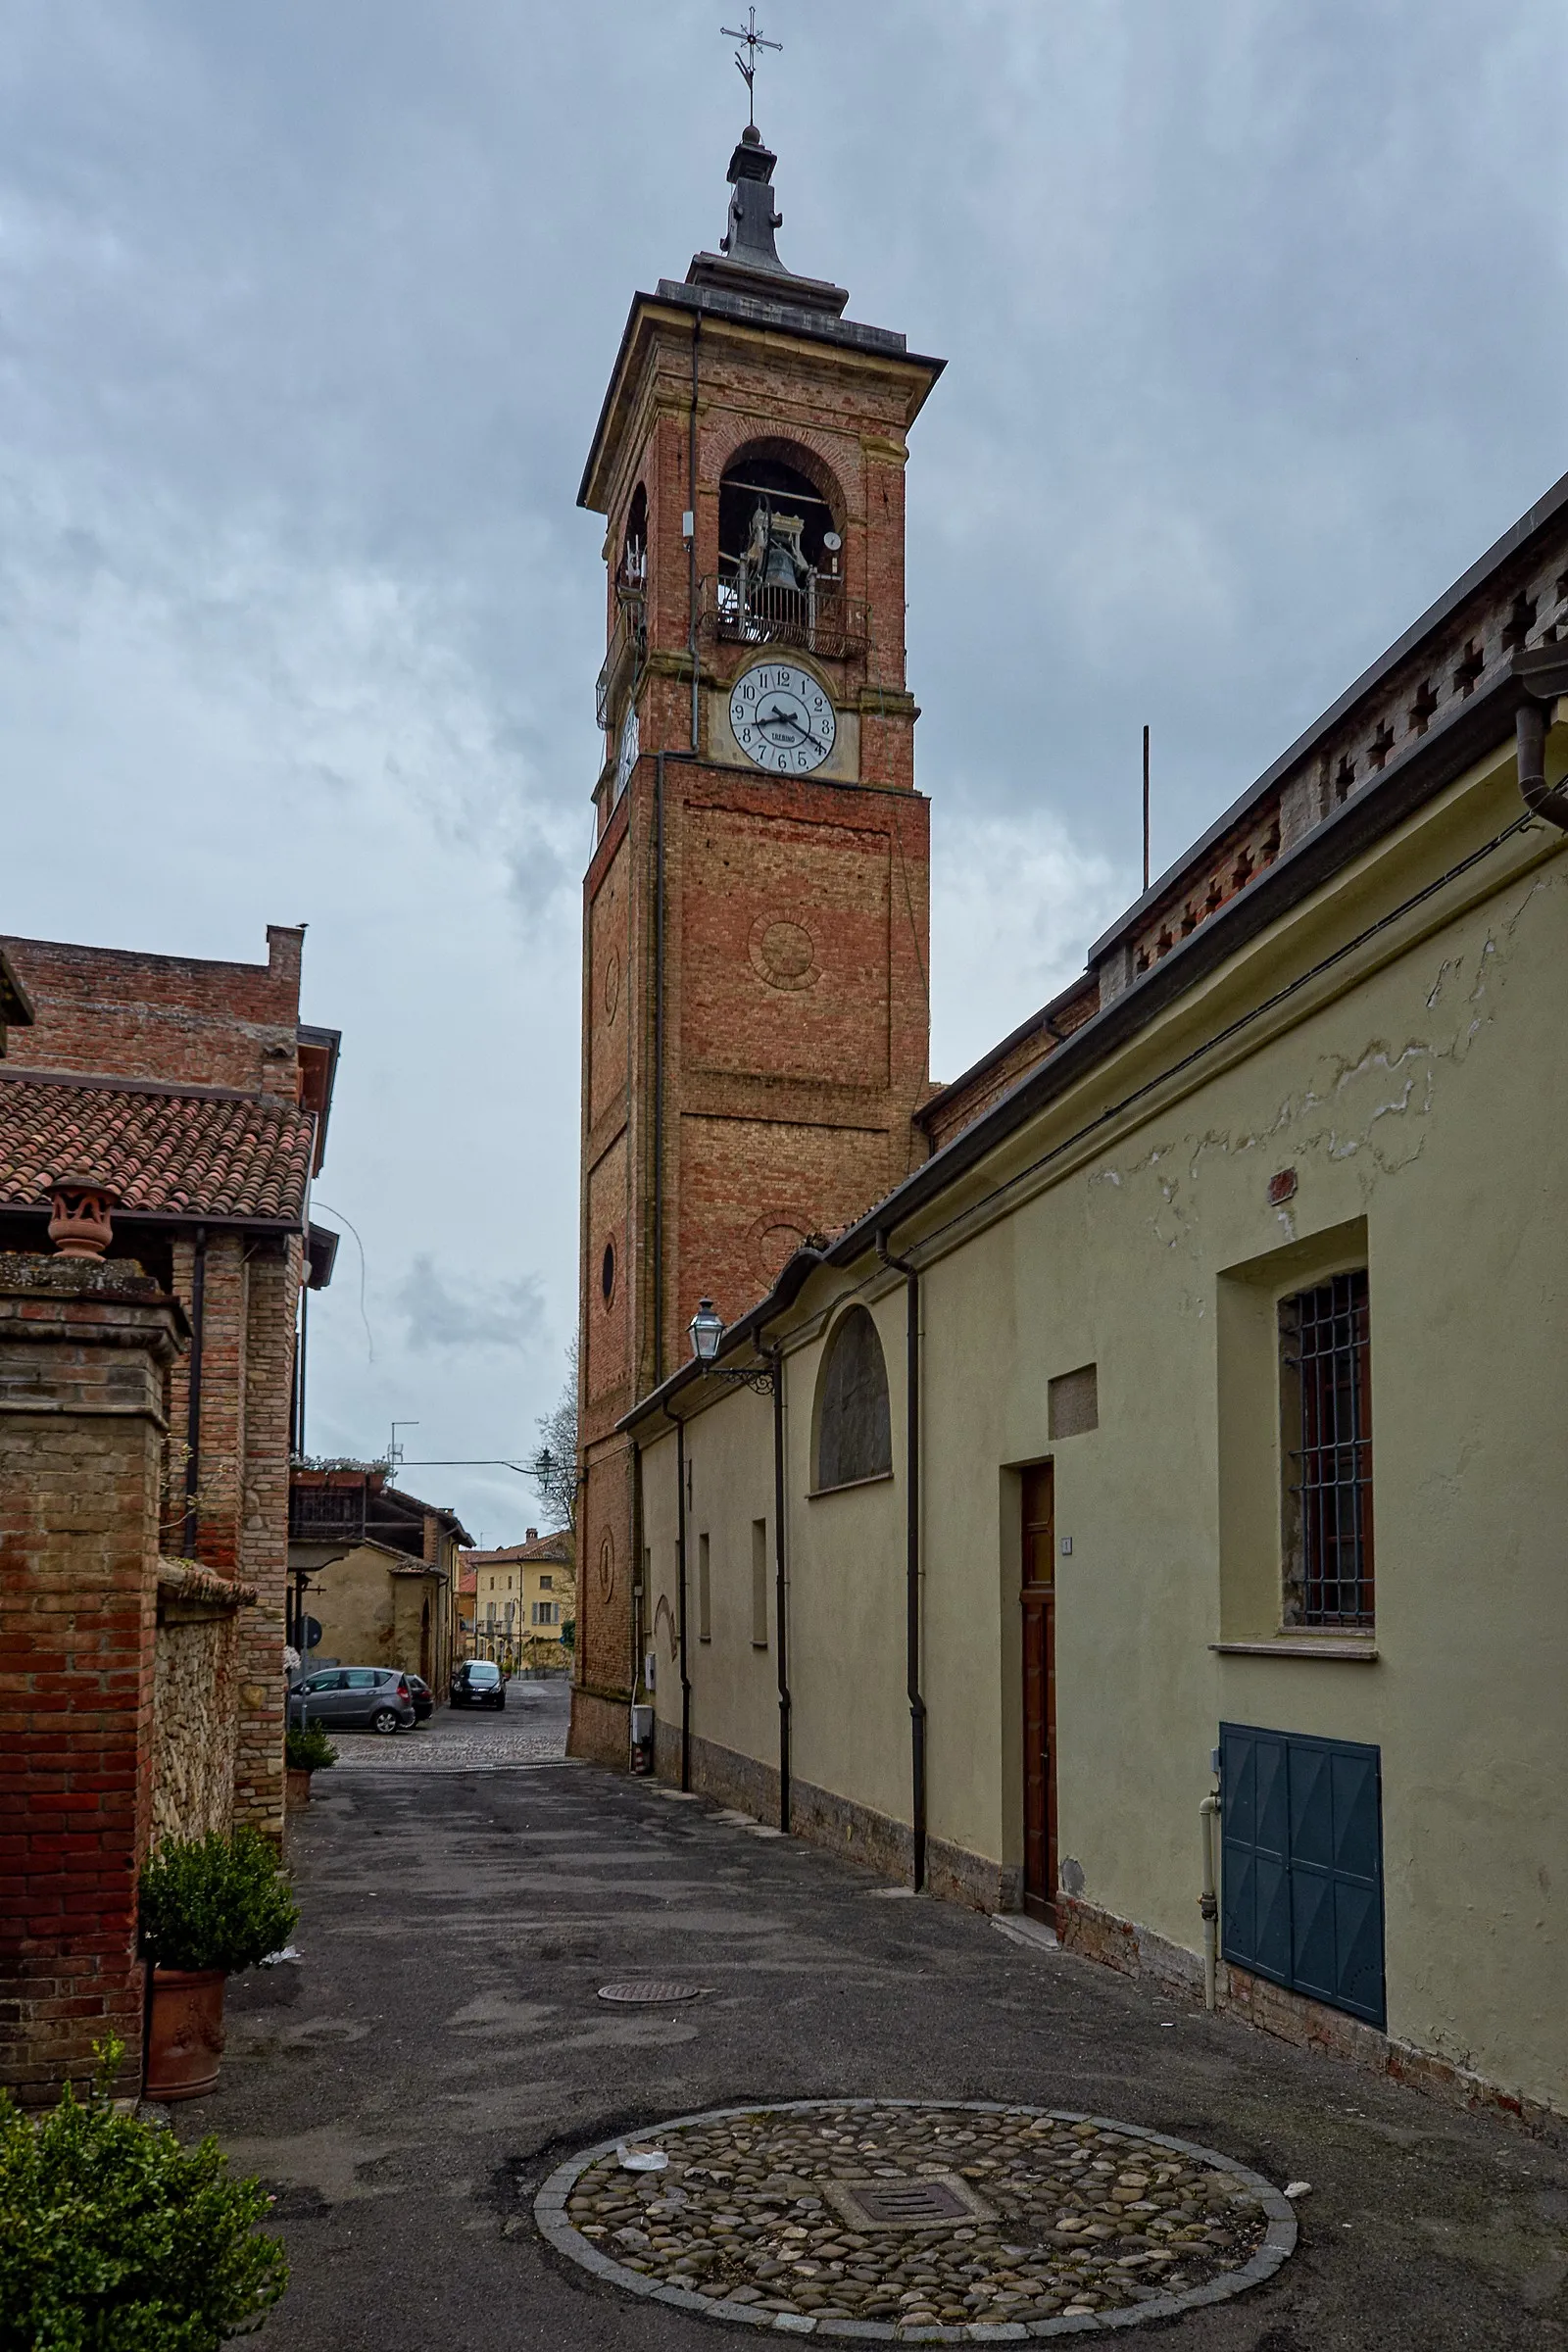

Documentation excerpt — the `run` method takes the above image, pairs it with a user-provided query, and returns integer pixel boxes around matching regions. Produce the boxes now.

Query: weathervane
[721,7,781,128]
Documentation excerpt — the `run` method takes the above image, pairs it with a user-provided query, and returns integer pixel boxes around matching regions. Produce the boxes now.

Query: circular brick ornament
[534,2099,1297,2339]
[750,916,818,991]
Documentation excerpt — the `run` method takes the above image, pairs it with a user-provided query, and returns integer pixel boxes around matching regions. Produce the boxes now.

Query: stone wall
[151,1563,250,1849]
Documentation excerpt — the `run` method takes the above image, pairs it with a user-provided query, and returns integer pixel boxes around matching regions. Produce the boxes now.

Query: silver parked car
[288,1666,415,1734]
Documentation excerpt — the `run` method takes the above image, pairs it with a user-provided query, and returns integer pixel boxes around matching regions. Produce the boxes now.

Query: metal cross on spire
[721,7,782,128]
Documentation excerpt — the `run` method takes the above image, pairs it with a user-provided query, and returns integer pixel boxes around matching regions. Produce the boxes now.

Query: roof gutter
[1513,647,1568,828]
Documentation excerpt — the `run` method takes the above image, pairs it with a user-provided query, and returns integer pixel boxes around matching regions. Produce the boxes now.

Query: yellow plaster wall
[639,746,1568,2114]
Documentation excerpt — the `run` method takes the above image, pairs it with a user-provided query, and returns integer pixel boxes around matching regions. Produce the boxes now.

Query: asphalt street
[189,1680,1568,2349]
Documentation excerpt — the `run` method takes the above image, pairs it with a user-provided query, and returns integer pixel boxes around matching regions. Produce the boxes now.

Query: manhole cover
[534,2098,1297,2339]
[827,2174,992,2230]
[596,1981,706,2005]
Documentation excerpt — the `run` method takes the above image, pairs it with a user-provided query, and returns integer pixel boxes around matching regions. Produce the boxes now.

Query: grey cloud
[5,0,1565,1528]
[395,1255,546,1354]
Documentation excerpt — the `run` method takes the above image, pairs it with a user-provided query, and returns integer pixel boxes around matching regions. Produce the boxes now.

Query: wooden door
[1020,1463,1057,1925]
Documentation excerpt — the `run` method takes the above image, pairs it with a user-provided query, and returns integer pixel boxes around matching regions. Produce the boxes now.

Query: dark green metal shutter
[1220,1723,1385,2028]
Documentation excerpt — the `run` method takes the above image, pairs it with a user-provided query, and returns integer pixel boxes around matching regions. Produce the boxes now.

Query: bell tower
[568,121,944,1766]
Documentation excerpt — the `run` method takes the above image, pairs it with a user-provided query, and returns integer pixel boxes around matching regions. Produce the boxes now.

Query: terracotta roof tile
[463,1530,574,1568]
[0,1073,314,1223]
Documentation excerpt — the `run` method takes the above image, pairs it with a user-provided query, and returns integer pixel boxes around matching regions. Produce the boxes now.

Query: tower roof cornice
[579,120,943,514]
[578,286,944,515]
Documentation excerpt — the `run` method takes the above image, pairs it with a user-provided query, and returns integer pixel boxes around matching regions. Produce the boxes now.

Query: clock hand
[760,704,827,755]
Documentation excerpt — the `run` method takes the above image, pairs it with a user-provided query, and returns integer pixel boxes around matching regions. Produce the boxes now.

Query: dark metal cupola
[721,125,787,273]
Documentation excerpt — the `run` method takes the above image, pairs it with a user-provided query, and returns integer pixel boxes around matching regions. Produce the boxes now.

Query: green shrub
[138,1828,298,1977]
[284,1723,337,1773]
[0,2039,287,2351]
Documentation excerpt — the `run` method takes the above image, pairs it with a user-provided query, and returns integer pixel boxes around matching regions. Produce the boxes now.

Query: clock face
[728,662,837,774]
[615,705,639,798]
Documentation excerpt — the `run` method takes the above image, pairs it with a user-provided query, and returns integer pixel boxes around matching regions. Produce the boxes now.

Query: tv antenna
[722,8,781,127]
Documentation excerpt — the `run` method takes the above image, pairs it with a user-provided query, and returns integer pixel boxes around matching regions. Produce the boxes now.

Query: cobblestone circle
[536,2099,1297,2339]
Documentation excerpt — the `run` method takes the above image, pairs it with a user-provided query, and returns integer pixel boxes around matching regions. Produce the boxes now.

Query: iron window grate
[1282,1270,1374,1626]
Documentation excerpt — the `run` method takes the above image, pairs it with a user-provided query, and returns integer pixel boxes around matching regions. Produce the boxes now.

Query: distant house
[462,1530,575,1666]
[289,1466,471,1694]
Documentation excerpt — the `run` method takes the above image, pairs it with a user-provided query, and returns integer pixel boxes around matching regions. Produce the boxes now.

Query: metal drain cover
[596,1980,706,2005]
[825,2173,995,2230]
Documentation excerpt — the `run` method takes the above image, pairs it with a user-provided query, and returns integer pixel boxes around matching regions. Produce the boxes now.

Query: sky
[5,1,1568,1543]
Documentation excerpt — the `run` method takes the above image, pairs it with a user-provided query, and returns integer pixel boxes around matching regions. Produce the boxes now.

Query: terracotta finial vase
[44,1175,120,1259]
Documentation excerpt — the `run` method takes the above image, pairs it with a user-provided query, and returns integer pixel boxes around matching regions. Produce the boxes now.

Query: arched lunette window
[813,1305,893,1492]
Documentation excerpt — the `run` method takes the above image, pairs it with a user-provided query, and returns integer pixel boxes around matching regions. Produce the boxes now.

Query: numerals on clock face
[615,705,639,799]
[729,662,837,774]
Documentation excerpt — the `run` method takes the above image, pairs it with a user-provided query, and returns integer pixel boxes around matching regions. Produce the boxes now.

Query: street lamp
[688,1298,724,1362]
[687,1296,777,1396]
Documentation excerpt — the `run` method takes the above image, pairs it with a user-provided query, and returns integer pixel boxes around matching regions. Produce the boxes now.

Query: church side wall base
[1058,1894,1567,2152]
[568,1683,631,1769]
[653,1723,1016,1913]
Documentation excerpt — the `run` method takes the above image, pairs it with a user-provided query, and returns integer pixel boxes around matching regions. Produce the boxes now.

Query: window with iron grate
[1280,1271,1374,1627]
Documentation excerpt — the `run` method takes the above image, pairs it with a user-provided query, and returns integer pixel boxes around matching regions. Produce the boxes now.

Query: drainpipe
[1199,1790,1221,2012]
[769,1346,791,1834]
[689,318,702,754]
[878,1233,925,1893]
[294,1279,309,1458]
[181,1225,207,1560]
[654,754,666,1383]
[675,1410,692,1790]
[1516,696,1568,829]
[629,1432,643,1709]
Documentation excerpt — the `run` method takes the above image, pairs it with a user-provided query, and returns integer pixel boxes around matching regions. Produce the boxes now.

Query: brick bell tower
[568,120,945,1766]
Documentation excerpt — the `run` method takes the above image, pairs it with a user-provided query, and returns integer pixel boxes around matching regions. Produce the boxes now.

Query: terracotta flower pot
[145,1966,227,2101]
[285,1765,312,1811]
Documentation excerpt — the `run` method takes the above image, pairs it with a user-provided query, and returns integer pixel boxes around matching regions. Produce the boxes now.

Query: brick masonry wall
[2,925,304,1102]
[160,1231,296,1839]
[573,287,938,1766]
[0,1254,183,2103]
[234,1240,298,1838]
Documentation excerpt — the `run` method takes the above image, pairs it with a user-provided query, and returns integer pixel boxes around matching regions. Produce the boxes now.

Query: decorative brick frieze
[1094,500,1568,999]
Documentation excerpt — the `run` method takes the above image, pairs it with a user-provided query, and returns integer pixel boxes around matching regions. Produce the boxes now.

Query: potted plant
[0,2036,287,2348]
[138,1828,299,2102]
[284,1721,337,1809]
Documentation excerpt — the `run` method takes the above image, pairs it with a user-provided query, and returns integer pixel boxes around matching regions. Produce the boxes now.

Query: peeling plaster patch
[1427,957,1458,1008]
[1082,891,1549,1222]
